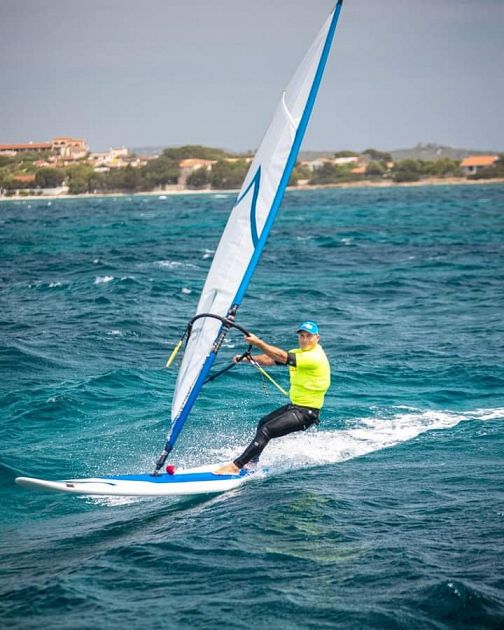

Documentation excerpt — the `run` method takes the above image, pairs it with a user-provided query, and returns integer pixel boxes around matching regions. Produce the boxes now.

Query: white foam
[95,275,113,284]
[210,407,504,474]
[470,408,504,421]
[86,495,148,507]
[154,260,197,269]
[88,408,503,501]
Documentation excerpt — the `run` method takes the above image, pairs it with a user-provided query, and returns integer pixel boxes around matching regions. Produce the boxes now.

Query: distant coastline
[2,141,503,202]
[1,176,503,203]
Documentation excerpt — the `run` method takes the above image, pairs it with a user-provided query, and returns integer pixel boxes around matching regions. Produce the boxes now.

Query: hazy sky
[1,0,502,152]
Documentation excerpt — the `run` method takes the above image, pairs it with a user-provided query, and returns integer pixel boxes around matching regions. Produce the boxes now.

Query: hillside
[389,143,499,161]
[130,143,501,162]
[300,144,501,162]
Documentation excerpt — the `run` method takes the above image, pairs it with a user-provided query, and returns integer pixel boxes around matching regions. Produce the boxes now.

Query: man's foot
[214,462,241,475]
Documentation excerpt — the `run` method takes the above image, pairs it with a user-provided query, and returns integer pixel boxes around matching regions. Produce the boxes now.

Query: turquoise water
[1,185,503,628]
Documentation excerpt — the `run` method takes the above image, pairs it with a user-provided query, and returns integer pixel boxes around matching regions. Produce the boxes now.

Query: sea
[1,184,503,629]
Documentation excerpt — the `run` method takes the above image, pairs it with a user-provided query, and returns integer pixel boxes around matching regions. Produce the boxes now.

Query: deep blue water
[1,185,503,629]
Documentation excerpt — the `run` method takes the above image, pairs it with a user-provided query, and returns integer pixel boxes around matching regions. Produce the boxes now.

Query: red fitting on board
[166,465,176,475]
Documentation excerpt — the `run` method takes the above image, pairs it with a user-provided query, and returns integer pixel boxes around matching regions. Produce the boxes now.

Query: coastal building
[0,141,51,155]
[301,158,329,171]
[178,158,216,186]
[0,173,68,197]
[460,155,499,175]
[301,156,363,171]
[224,157,253,164]
[179,158,215,170]
[89,146,130,171]
[51,136,88,160]
[351,165,367,175]
[333,156,359,166]
[0,136,88,159]
[13,174,37,185]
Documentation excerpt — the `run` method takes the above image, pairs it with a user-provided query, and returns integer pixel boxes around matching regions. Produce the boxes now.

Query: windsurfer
[215,321,330,474]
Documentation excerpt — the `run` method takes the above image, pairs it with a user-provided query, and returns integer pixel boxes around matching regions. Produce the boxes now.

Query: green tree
[4,177,29,190]
[363,148,392,162]
[111,165,146,192]
[365,161,386,177]
[87,172,108,193]
[68,178,89,194]
[309,162,358,184]
[333,150,360,158]
[424,158,462,178]
[143,156,180,187]
[289,162,311,186]
[162,145,229,161]
[210,160,249,189]
[391,159,423,182]
[35,168,65,188]
[65,163,95,193]
[0,156,15,168]
[65,163,94,179]
[186,168,209,189]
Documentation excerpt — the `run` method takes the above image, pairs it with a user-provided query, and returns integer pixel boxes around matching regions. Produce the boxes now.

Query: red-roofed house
[0,136,89,159]
[0,142,51,155]
[13,174,37,184]
[351,165,367,175]
[460,155,499,175]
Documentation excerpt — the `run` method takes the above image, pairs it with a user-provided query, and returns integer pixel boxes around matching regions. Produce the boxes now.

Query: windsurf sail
[154,1,344,473]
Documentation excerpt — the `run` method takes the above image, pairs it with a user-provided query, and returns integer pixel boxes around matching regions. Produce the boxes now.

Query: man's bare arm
[244,333,288,364]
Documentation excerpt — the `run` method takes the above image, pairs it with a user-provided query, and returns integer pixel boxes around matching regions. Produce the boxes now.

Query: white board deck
[15,464,253,496]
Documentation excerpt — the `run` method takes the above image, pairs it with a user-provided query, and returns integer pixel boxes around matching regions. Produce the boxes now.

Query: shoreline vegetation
[1,176,504,203]
[1,144,503,202]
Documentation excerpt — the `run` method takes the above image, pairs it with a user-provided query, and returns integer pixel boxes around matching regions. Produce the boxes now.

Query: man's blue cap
[296,320,319,335]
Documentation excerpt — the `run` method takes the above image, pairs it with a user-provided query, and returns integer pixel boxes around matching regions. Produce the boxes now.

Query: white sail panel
[171,9,336,421]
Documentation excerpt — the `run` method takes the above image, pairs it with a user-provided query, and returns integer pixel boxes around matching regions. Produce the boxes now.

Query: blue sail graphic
[235,166,262,247]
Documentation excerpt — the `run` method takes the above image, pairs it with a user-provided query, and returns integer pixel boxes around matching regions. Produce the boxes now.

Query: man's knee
[255,425,270,444]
